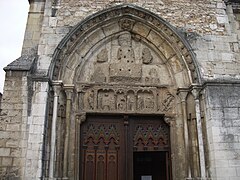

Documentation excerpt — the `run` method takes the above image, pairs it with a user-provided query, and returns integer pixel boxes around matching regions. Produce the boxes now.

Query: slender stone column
[177,88,191,179]
[49,81,62,179]
[191,85,206,178]
[63,84,74,178]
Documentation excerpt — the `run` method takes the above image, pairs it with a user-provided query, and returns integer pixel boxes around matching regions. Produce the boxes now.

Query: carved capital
[164,116,175,126]
[52,80,63,97]
[77,113,86,125]
[63,84,75,100]
[177,88,189,102]
[190,84,202,100]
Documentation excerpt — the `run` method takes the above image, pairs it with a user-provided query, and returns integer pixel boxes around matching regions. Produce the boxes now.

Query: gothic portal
[2,1,240,180]
[46,5,201,180]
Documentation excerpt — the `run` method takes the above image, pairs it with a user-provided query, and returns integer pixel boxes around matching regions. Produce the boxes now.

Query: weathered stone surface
[1,0,240,180]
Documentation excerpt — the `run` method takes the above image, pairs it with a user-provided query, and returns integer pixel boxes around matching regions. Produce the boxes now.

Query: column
[177,88,191,179]
[49,80,62,179]
[191,85,206,178]
[63,84,74,179]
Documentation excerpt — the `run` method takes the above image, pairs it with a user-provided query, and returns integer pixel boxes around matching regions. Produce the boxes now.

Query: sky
[0,1,29,93]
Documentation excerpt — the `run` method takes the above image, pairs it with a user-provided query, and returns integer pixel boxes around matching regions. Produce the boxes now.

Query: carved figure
[162,92,175,112]
[117,32,135,62]
[145,95,154,110]
[142,48,153,64]
[146,68,160,84]
[98,91,115,111]
[91,67,106,83]
[87,90,94,110]
[127,93,135,111]
[117,98,126,111]
[109,31,142,82]
[97,48,108,63]
[119,18,135,30]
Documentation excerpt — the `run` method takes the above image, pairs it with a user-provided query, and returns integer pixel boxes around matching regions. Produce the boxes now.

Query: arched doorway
[46,4,202,180]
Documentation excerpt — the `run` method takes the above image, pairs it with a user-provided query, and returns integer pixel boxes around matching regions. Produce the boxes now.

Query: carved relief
[145,68,160,85]
[127,91,136,111]
[142,48,153,64]
[137,90,155,111]
[80,84,175,114]
[97,89,115,111]
[116,91,126,111]
[119,18,135,30]
[109,32,142,82]
[97,48,108,63]
[91,67,106,83]
[162,91,175,112]
[87,90,94,110]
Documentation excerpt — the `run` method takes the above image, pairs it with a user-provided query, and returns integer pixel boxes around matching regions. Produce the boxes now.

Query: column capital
[190,84,202,100]
[52,80,62,96]
[77,113,86,125]
[63,84,75,100]
[177,87,189,102]
[164,116,175,127]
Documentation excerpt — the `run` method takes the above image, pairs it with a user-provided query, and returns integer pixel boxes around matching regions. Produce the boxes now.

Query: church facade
[1,0,240,179]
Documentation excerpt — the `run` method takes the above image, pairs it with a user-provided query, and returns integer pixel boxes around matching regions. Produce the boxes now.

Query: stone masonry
[0,0,240,180]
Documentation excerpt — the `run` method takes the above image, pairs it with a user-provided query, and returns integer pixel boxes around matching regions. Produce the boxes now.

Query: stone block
[216,167,237,177]
[132,22,150,37]
[6,140,19,148]
[13,158,21,166]
[221,52,234,62]
[224,108,238,119]
[49,17,57,27]
[147,30,165,47]
[32,104,47,116]
[6,124,21,132]
[216,15,229,24]
[0,148,11,156]
[2,157,13,166]
[229,160,240,167]
[102,22,120,37]
[32,117,44,125]
[10,148,21,157]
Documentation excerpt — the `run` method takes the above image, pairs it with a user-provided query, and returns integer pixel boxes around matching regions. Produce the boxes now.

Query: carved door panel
[129,116,171,180]
[80,115,125,180]
[80,115,171,180]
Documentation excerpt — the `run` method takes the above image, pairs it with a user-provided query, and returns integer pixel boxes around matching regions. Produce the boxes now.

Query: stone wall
[0,71,28,179]
[204,84,240,180]
[1,0,240,179]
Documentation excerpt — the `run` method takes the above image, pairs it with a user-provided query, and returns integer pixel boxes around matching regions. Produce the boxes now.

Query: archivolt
[49,4,201,85]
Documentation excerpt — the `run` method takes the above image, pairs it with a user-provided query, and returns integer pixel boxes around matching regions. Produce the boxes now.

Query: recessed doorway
[133,151,170,180]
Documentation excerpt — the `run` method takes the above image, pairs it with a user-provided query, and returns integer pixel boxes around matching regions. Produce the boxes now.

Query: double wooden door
[80,115,171,180]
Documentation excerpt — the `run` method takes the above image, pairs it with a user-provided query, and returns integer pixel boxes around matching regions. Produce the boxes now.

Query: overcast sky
[0,1,29,93]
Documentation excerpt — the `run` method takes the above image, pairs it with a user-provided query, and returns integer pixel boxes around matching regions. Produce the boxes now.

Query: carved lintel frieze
[76,83,176,114]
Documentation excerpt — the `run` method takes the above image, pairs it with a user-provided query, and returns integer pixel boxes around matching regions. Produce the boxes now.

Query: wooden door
[129,116,171,180]
[80,115,126,180]
[80,115,171,180]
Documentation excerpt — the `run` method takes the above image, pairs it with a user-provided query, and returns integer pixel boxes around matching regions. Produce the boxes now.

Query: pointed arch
[49,4,201,86]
